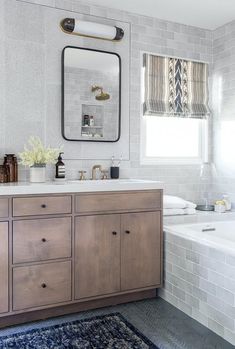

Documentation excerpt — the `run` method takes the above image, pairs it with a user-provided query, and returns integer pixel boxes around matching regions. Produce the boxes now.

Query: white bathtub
[160,219,235,345]
[164,220,235,255]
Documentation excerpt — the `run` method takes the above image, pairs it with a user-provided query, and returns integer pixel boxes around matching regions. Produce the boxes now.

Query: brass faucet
[92,165,102,180]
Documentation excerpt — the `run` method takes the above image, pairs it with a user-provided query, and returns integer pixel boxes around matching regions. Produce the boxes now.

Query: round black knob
[125,230,130,234]
[41,204,47,208]
[41,238,46,242]
[41,283,47,288]
[112,231,117,235]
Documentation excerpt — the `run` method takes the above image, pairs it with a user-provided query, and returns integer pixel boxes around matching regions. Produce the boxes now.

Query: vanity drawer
[13,217,72,264]
[0,198,8,218]
[13,196,72,217]
[13,261,71,311]
[75,191,162,214]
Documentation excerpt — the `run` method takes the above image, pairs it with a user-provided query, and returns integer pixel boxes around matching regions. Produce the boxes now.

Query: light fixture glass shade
[74,21,116,40]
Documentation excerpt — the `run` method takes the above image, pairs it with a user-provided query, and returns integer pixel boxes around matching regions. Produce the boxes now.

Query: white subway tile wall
[0,0,215,203]
[212,20,235,205]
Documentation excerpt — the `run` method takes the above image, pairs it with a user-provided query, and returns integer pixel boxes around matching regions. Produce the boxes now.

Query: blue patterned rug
[0,312,159,348]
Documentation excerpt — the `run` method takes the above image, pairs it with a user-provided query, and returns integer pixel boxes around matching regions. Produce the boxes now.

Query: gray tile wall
[159,230,235,345]
[212,21,235,205]
[0,0,213,203]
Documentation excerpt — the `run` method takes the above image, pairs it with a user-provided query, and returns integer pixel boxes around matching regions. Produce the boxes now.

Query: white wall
[0,0,213,202]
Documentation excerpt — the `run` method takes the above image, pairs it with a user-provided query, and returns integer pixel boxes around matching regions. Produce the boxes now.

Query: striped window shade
[143,53,210,118]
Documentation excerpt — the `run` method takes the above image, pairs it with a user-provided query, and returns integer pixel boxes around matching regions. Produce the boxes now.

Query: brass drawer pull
[41,204,47,208]
[41,283,47,288]
[41,238,47,242]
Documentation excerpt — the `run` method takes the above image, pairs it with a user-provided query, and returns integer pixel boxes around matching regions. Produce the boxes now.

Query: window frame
[140,51,209,166]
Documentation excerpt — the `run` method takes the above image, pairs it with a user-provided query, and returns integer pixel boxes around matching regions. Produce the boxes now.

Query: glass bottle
[0,165,8,183]
[4,154,16,182]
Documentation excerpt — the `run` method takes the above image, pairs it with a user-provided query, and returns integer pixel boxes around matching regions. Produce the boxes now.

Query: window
[140,53,210,165]
[141,116,208,164]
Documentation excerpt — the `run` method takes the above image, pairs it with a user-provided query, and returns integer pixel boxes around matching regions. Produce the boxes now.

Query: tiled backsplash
[0,0,219,203]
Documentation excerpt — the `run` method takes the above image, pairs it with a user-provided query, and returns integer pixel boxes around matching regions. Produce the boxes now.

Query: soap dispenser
[55,152,65,179]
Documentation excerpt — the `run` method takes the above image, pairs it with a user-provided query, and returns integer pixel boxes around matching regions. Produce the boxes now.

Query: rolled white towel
[184,208,196,215]
[185,200,197,209]
[163,195,187,209]
[163,208,185,216]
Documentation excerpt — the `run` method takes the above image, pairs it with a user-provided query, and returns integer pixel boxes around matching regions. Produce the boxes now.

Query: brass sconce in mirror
[91,85,110,101]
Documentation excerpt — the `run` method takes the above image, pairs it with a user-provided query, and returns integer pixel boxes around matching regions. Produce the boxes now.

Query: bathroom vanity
[0,180,163,326]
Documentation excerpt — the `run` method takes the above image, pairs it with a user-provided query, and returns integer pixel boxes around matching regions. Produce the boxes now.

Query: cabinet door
[121,211,161,291]
[75,215,120,299]
[0,222,8,313]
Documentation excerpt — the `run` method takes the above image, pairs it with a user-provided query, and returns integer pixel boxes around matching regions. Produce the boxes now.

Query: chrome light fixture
[60,18,124,41]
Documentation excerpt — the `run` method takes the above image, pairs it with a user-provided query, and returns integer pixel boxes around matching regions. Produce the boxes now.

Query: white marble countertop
[0,179,164,196]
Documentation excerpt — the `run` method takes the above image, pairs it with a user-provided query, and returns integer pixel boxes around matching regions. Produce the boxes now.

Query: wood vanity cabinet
[0,222,8,314]
[0,190,162,326]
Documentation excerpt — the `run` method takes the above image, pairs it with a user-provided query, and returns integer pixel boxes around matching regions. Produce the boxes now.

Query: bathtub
[159,220,235,345]
[165,220,235,255]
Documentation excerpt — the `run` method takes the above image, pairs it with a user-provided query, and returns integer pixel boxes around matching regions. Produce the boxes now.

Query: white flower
[19,136,61,167]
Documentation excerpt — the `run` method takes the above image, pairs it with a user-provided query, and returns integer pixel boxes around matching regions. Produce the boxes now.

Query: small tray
[196,205,214,211]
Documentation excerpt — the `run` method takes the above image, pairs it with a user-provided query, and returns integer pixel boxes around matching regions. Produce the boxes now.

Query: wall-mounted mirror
[62,46,121,142]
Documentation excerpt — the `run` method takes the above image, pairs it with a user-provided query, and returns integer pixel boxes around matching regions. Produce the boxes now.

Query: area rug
[0,312,159,348]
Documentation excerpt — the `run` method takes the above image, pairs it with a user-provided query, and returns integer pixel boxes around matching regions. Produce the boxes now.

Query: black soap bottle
[56,152,65,179]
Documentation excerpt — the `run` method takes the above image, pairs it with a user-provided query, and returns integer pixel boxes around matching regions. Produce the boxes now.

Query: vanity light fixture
[60,18,124,41]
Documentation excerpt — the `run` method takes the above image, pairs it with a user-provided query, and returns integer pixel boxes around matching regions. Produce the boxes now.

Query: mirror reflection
[62,47,121,142]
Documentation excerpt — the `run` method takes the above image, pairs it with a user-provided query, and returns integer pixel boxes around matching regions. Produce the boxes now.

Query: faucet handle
[101,170,109,180]
[79,170,87,181]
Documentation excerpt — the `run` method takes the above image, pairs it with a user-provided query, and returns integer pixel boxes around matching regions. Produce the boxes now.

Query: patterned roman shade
[143,53,210,118]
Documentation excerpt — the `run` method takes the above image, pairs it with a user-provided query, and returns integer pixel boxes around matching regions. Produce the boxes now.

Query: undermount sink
[64,178,163,191]
[67,179,146,184]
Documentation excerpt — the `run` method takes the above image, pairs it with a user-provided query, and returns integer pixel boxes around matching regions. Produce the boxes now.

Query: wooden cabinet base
[0,190,162,326]
[0,289,157,328]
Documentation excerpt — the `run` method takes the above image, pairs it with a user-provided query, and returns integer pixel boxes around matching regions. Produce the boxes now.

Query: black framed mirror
[62,46,121,142]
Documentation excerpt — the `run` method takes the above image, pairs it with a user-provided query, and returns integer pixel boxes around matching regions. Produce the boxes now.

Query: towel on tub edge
[163,195,197,209]
[163,208,196,216]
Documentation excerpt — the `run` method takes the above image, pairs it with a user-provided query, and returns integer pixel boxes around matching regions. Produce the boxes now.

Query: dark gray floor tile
[0,298,233,349]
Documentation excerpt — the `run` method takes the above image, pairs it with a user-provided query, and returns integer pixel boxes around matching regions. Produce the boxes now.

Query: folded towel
[163,195,187,209]
[183,208,196,215]
[163,195,197,210]
[163,207,197,216]
[163,208,185,216]
[185,200,197,209]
